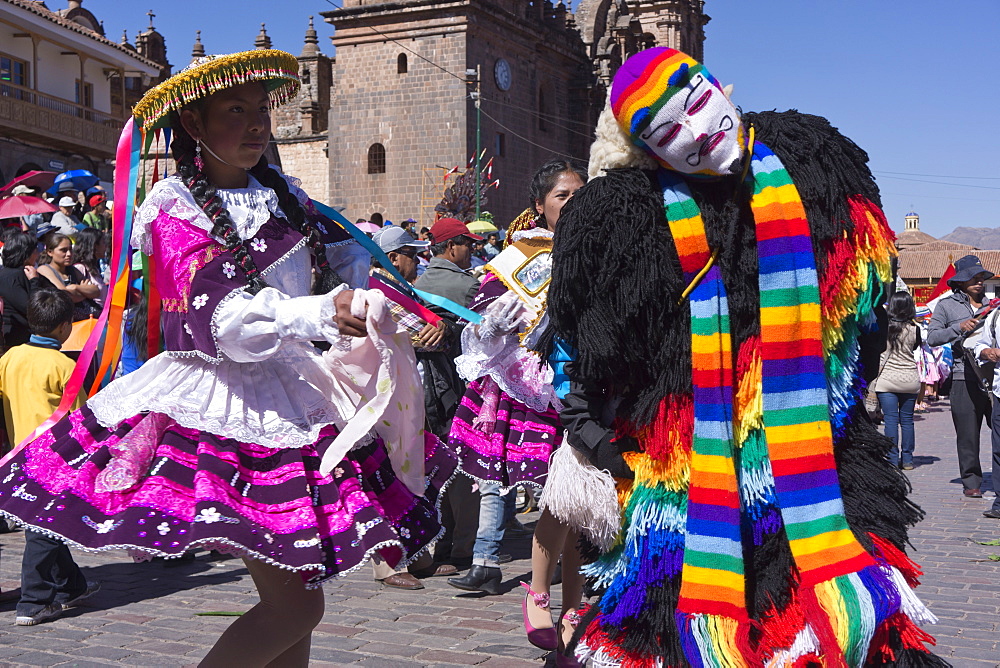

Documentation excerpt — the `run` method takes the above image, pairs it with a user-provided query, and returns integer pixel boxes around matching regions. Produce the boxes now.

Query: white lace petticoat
[88,341,354,449]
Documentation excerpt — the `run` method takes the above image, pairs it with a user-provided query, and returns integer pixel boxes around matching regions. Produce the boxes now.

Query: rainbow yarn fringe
[574,142,930,668]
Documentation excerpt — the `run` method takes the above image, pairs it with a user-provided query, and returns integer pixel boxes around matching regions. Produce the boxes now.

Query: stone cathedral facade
[315,0,708,227]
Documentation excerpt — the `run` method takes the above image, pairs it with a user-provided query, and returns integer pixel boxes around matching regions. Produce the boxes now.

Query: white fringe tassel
[888,566,939,626]
[766,624,821,668]
[539,445,621,551]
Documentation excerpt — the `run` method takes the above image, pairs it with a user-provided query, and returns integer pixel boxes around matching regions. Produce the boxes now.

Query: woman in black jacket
[0,231,41,349]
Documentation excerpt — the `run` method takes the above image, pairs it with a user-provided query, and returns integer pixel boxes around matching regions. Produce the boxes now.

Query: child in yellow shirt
[0,289,97,625]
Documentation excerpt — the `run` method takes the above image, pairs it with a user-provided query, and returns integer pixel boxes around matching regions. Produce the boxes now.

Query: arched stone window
[367,143,386,174]
[397,53,408,74]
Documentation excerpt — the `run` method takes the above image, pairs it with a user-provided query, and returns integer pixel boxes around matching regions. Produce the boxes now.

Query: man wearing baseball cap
[418,218,482,294]
[373,226,429,285]
[83,193,110,230]
[412,217,483,576]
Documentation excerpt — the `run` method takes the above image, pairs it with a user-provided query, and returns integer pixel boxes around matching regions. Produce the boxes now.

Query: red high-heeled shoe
[520,582,558,651]
[555,609,583,668]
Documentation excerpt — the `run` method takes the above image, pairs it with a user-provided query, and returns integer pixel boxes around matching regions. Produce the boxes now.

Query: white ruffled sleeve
[214,286,347,363]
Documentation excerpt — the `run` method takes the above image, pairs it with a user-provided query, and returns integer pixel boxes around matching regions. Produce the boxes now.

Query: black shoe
[983,509,1000,519]
[498,553,513,565]
[447,565,502,595]
[62,581,101,609]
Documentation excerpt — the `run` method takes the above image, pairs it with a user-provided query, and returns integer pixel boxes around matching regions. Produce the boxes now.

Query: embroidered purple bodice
[154,215,302,361]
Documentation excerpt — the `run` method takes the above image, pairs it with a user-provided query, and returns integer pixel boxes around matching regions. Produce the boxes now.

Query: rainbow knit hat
[610,47,719,137]
[610,47,746,177]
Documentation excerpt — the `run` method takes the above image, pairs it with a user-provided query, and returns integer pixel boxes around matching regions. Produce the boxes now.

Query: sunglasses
[393,247,418,258]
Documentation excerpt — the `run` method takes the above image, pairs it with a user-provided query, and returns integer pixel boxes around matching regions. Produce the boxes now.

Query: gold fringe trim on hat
[133,49,300,131]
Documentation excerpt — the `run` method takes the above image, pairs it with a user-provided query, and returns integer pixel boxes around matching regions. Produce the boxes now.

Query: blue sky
[85,0,999,238]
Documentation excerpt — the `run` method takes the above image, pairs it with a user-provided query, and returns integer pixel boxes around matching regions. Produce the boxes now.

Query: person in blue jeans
[455,481,517,594]
[873,291,921,469]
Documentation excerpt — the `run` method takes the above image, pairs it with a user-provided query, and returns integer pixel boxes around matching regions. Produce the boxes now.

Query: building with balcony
[0,0,164,186]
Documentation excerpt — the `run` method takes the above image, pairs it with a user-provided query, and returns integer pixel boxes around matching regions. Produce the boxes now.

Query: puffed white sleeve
[213,286,348,363]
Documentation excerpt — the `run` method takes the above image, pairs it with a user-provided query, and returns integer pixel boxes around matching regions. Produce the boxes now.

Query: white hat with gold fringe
[133,49,300,132]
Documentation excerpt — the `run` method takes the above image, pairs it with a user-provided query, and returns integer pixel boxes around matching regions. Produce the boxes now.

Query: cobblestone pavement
[0,400,998,667]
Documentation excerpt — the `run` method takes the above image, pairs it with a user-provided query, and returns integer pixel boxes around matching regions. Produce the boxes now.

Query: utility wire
[322,0,468,81]
[876,175,1000,191]
[367,26,468,82]
[881,191,1000,203]
[476,94,596,142]
[875,170,1000,181]
[322,0,595,142]
[485,96,595,130]
[479,106,587,162]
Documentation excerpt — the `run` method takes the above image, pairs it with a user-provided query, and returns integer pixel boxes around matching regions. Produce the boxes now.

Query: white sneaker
[15,603,63,626]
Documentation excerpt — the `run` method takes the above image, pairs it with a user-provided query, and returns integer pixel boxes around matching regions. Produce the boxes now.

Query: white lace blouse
[87,175,367,449]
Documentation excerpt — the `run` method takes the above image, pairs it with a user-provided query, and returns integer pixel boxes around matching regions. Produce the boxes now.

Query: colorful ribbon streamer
[310,199,482,325]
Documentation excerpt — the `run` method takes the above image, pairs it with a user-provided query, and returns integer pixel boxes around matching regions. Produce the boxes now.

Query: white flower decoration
[183,323,193,336]
[222,262,236,279]
[251,239,267,253]
[94,520,117,534]
[197,507,221,524]
[157,522,171,536]
[192,294,209,310]
[264,532,274,544]
[315,222,327,235]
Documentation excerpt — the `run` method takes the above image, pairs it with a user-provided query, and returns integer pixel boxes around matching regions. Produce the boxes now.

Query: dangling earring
[194,139,204,171]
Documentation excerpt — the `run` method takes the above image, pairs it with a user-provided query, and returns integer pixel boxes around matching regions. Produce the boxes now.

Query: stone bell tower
[272,17,333,203]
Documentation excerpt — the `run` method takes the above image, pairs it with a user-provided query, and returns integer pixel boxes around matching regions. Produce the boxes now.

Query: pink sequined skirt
[0,406,456,587]
[448,378,561,492]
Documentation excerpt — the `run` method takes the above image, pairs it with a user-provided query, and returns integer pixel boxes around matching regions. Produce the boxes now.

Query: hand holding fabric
[334,289,366,337]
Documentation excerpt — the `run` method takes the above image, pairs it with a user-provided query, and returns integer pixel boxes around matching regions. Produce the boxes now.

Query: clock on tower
[493,58,512,91]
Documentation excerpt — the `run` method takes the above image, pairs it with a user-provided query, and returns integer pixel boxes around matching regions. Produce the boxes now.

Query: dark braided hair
[248,157,343,294]
[170,110,268,295]
[124,89,349,358]
[169,103,343,295]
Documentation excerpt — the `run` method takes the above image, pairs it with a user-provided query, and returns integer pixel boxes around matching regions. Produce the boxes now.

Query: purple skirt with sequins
[0,406,456,587]
[448,378,561,492]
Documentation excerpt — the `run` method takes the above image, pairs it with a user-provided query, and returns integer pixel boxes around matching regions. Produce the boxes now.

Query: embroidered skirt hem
[0,406,457,588]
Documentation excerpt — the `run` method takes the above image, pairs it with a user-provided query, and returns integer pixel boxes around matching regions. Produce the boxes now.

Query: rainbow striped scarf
[669,141,876,656]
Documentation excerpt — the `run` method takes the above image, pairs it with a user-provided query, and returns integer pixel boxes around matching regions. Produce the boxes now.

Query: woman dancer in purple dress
[0,50,454,666]
[447,160,593,664]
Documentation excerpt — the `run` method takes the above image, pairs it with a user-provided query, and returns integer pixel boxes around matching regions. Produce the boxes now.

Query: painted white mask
[611,48,745,177]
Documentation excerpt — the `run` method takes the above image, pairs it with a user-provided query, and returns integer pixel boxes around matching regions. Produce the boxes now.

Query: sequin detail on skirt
[449,378,561,492]
[0,407,456,587]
